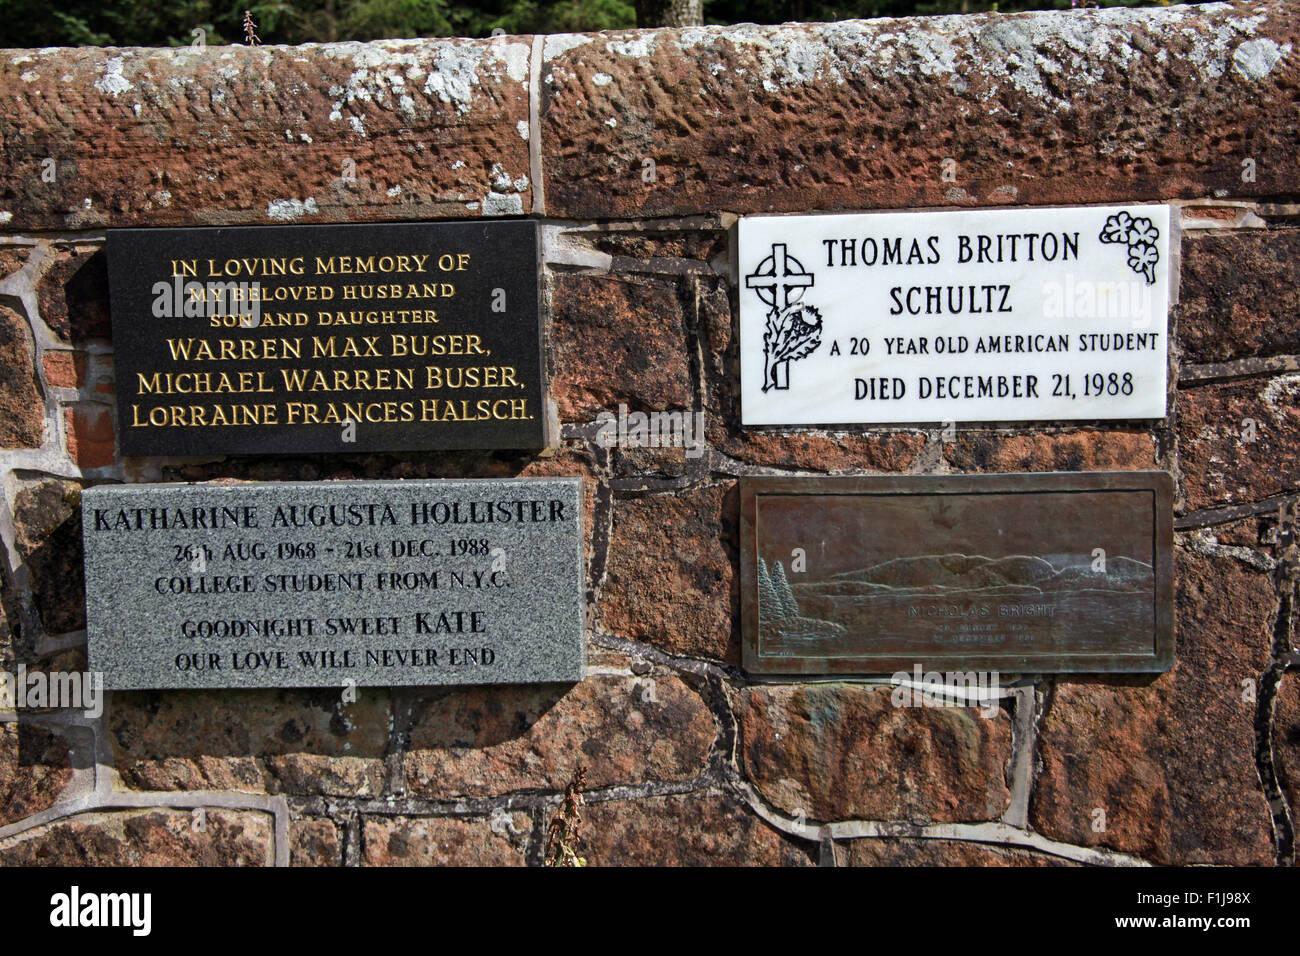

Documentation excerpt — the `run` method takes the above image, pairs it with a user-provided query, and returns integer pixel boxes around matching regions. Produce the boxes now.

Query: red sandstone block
[942,430,1158,473]
[581,791,813,866]
[734,683,1014,824]
[1178,227,1300,365]
[600,483,738,662]
[548,272,694,422]
[63,403,116,468]
[0,808,274,866]
[42,351,88,388]
[1178,376,1300,513]
[540,2,1299,219]
[0,303,44,448]
[0,38,534,229]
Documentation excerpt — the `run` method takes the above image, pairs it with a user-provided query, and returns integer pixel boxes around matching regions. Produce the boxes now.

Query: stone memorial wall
[0,0,1297,866]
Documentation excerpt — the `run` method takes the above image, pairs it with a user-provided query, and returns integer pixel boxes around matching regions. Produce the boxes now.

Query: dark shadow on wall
[105,681,577,796]
[11,478,90,638]
[1,719,76,828]
[146,448,582,484]
[38,247,110,343]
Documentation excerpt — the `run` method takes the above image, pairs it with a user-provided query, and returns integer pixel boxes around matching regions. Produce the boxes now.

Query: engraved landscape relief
[756,491,1157,660]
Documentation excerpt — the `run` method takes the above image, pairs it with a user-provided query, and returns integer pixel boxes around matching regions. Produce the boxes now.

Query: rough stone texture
[845,838,1075,866]
[600,483,737,662]
[549,272,694,422]
[609,444,695,484]
[0,245,32,278]
[0,569,16,666]
[0,808,274,866]
[109,689,391,796]
[290,815,343,867]
[1179,228,1300,366]
[0,723,74,826]
[362,814,530,866]
[403,662,714,799]
[734,683,1013,824]
[581,790,813,866]
[1178,376,1300,513]
[590,227,728,262]
[0,39,533,230]
[10,478,87,636]
[541,3,1300,219]
[1030,543,1276,865]
[0,303,44,448]
[1182,205,1245,224]
[34,247,110,343]
[63,404,116,468]
[1275,670,1300,836]
[1201,512,1275,551]
[733,430,931,473]
[943,430,1158,473]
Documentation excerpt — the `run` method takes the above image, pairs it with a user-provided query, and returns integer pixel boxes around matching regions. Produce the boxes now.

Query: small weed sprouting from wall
[243,11,262,46]
[544,766,587,867]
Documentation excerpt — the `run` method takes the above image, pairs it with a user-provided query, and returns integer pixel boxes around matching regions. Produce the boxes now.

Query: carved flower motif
[1100,211,1161,284]
[1128,242,1159,284]
[1100,211,1134,244]
[1128,217,1159,246]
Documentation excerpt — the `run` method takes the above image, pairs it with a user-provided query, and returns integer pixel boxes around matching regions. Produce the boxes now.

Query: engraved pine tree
[757,558,781,620]
[770,560,800,620]
[757,555,846,649]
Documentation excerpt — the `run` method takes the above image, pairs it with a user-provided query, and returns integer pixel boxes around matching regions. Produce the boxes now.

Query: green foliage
[0,0,1182,47]
[0,0,636,47]
[476,0,637,36]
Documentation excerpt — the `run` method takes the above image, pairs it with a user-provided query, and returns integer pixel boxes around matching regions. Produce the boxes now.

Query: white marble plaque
[739,205,1172,425]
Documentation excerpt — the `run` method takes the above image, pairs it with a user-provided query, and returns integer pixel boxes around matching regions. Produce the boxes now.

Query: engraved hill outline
[758,552,1154,657]
[813,552,1153,595]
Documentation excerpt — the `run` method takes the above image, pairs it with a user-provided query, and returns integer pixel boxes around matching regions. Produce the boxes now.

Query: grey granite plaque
[82,478,585,689]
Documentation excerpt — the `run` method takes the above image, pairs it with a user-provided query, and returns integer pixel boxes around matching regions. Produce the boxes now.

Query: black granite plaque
[106,220,546,456]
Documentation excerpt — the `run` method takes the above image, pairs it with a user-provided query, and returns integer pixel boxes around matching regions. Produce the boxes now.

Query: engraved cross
[746,243,813,312]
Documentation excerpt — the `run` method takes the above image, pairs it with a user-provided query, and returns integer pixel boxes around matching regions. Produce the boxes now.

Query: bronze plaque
[741,472,1173,675]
